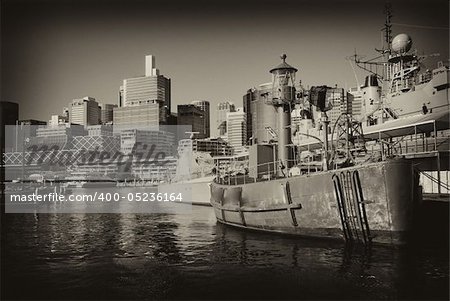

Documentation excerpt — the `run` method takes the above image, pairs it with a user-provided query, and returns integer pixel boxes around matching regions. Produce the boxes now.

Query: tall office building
[226,108,247,153]
[167,112,178,125]
[347,87,363,118]
[14,119,47,152]
[122,55,171,124]
[120,129,175,156]
[32,124,86,150]
[49,115,68,126]
[113,102,159,132]
[191,100,210,138]
[0,101,19,126]
[177,104,206,138]
[326,88,345,125]
[217,101,235,136]
[62,107,69,120]
[69,97,100,126]
[0,101,19,152]
[118,86,124,107]
[100,103,117,124]
[243,92,254,144]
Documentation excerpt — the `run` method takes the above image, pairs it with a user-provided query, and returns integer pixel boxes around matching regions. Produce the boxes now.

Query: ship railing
[365,137,449,162]
[215,159,310,186]
[367,120,449,160]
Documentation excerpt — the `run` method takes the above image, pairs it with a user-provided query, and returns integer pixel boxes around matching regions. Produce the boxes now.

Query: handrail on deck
[214,157,325,185]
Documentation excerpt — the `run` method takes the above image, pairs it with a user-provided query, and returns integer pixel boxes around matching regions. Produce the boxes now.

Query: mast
[382,3,393,81]
[383,3,393,50]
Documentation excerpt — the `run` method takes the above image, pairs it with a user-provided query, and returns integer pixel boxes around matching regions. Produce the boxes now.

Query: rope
[391,22,449,30]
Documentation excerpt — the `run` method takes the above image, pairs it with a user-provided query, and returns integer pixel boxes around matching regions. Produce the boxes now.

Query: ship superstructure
[347,5,448,123]
[291,7,449,195]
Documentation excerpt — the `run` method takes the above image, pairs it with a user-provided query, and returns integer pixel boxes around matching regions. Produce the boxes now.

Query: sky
[1,0,448,136]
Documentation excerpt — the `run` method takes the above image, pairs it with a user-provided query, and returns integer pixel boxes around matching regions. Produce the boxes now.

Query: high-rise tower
[69,97,100,127]
[191,100,210,138]
[226,108,247,153]
[121,55,171,124]
[217,101,236,137]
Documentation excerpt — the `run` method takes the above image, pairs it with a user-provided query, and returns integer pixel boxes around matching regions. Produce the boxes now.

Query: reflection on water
[2,206,448,300]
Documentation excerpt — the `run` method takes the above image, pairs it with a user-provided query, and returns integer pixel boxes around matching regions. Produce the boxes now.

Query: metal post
[322,112,329,171]
[379,131,384,160]
[21,128,25,184]
[437,151,441,194]
[414,125,417,153]
[433,120,437,151]
[345,115,350,160]
[307,143,310,175]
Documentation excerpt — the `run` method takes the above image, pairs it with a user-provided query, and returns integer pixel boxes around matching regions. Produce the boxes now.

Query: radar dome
[391,33,412,53]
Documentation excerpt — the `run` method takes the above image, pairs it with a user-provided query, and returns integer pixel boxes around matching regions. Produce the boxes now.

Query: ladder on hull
[332,170,372,245]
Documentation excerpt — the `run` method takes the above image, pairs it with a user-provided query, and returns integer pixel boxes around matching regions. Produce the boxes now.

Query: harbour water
[2,203,448,300]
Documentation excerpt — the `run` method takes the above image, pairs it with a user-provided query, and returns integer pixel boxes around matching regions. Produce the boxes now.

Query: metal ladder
[332,170,371,244]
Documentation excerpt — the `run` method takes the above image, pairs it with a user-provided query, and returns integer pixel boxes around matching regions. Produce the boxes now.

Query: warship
[210,12,449,245]
[158,134,216,205]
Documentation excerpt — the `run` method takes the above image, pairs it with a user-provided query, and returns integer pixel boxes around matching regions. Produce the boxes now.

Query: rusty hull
[210,159,421,245]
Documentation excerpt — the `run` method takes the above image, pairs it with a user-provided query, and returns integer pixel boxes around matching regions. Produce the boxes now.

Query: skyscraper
[15,119,47,151]
[118,86,124,107]
[0,101,19,126]
[49,115,68,126]
[100,103,117,124]
[217,101,235,136]
[177,104,206,138]
[113,102,159,132]
[122,55,171,124]
[347,87,363,118]
[33,124,86,150]
[191,100,210,138]
[326,88,345,125]
[243,92,254,144]
[0,101,19,152]
[69,97,100,127]
[62,107,69,120]
[226,108,247,153]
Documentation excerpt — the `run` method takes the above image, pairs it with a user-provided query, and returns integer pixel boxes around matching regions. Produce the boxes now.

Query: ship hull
[158,176,214,206]
[210,159,421,245]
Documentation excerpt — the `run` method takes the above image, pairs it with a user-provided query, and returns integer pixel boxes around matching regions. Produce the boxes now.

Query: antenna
[382,3,393,48]
[347,49,362,88]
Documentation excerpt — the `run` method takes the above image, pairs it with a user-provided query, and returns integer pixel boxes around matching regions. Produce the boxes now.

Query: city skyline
[2,0,448,136]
